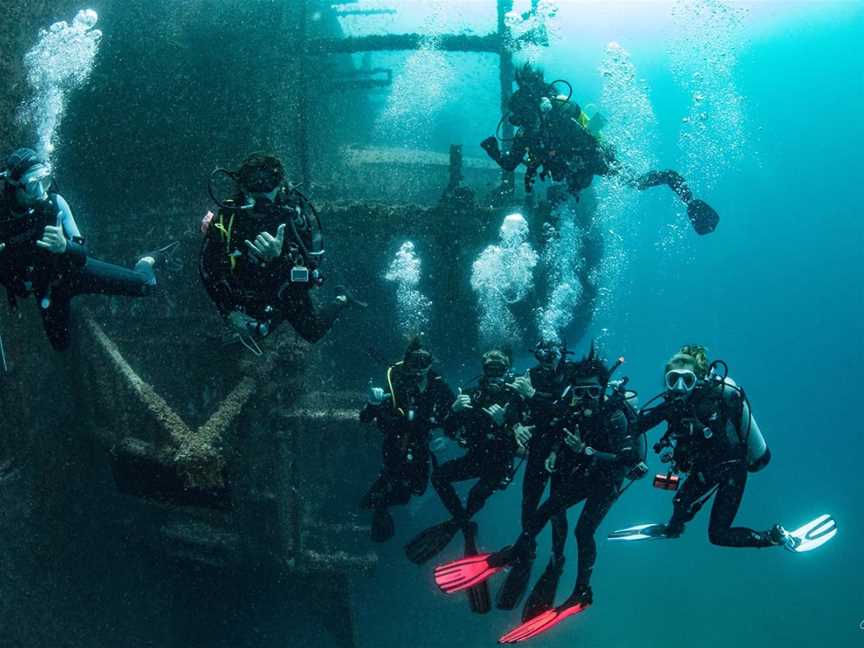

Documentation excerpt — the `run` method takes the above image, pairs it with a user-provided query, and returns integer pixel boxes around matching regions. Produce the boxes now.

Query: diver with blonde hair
[608,345,837,553]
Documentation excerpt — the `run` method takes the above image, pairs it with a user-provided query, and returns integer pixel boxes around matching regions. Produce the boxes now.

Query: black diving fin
[404,519,461,565]
[687,199,719,235]
[495,554,534,610]
[464,522,491,614]
[521,555,565,622]
[633,169,719,235]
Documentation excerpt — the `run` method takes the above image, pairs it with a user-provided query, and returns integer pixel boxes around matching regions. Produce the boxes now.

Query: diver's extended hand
[483,403,507,426]
[452,388,473,413]
[545,451,558,473]
[563,427,585,453]
[245,223,285,263]
[36,225,67,254]
[508,374,536,400]
[367,379,389,406]
[514,423,534,449]
[227,311,267,337]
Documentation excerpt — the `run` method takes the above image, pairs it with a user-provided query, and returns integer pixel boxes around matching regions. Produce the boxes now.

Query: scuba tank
[723,377,770,472]
[707,361,770,473]
[743,410,770,472]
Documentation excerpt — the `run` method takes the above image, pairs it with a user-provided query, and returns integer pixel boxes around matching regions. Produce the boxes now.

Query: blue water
[5,2,862,646]
[356,3,864,647]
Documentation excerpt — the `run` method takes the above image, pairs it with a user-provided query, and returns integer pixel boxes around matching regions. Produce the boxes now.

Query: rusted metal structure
[0,2,602,647]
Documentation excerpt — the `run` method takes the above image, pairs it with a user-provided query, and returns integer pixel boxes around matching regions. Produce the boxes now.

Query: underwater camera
[653,472,680,491]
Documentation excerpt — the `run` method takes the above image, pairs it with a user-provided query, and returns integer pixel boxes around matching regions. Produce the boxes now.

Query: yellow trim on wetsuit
[386,362,405,415]
[214,212,236,271]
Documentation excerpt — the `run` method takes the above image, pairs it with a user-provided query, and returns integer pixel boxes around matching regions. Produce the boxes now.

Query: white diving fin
[608,523,670,542]
[782,514,837,553]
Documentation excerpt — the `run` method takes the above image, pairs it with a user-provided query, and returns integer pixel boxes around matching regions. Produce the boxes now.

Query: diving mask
[404,350,433,377]
[482,354,509,379]
[534,345,562,367]
[238,155,284,194]
[13,163,52,203]
[665,369,698,393]
[571,383,602,400]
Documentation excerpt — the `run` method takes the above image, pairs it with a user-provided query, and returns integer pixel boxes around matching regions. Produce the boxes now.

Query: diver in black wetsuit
[199,152,361,350]
[433,347,645,642]
[404,350,524,566]
[501,339,572,606]
[0,148,174,351]
[498,348,640,614]
[618,345,788,547]
[360,339,455,543]
[480,64,719,235]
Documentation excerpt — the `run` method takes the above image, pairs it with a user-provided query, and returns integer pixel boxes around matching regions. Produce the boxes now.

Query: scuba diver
[0,148,175,351]
[480,64,719,235]
[360,338,455,543]
[608,345,837,554]
[498,339,573,613]
[199,152,362,352]
[404,349,524,614]
[434,346,645,644]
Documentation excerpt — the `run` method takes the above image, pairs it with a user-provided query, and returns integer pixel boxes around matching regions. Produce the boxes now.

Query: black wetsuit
[199,188,342,343]
[0,192,155,351]
[519,364,572,558]
[432,380,523,521]
[484,102,700,214]
[521,402,637,587]
[484,101,614,195]
[360,367,455,514]
[638,383,775,548]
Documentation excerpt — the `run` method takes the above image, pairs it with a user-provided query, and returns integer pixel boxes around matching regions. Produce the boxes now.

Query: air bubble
[385,242,433,338]
[18,9,102,162]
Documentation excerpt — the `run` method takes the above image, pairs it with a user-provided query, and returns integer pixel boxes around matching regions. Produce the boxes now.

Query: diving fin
[587,112,607,136]
[464,523,491,615]
[686,199,719,235]
[608,523,670,542]
[434,553,504,594]
[495,555,534,610]
[370,508,394,543]
[779,514,837,553]
[521,555,565,622]
[404,519,461,565]
[499,586,592,644]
